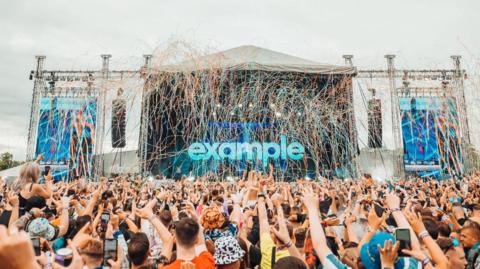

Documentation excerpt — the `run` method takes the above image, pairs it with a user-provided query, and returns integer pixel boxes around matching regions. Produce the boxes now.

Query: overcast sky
[0,0,479,160]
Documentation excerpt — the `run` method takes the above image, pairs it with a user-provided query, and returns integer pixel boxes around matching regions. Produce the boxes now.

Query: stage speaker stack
[112,98,126,148]
[368,98,382,148]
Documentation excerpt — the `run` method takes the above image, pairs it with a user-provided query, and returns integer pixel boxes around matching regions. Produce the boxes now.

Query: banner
[35,97,97,180]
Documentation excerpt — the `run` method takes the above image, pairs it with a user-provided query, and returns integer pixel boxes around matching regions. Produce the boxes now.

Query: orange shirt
[161,251,215,269]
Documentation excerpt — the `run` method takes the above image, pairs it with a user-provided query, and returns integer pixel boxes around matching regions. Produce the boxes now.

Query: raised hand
[385,191,400,210]
[72,222,94,249]
[367,204,384,230]
[0,226,41,269]
[45,170,53,182]
[302,188,319,210]
[378,239,399,268]
[7,191,19,207]
[404,210,426,234]
[270,226,290,245]
[135,198,157,219]
[231,191,243,205]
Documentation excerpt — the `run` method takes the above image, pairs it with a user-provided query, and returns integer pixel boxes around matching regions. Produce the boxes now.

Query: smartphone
[395,228,411,255]
[103,239,118,266]
[31,237,41,256]
[319,197,332,215]
[100,213,110,227]
[374,203,384,217]
[43,166,51,177]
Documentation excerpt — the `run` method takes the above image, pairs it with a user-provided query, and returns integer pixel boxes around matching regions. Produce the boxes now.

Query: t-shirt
[322,254,351,269]
[161,251,214,269]
[260,233,290,269]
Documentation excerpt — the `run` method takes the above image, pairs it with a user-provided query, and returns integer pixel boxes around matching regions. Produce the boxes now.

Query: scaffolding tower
[26,55,141,180]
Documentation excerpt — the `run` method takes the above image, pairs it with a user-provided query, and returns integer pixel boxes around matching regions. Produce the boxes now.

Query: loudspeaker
[368,98,382,148]
[112,98,126,148]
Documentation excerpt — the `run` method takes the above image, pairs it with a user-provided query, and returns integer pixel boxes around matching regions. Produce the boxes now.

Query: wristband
[422,257,431,267]
[418,230,430,240]
[391,208,401,212]
[279,241,292,250]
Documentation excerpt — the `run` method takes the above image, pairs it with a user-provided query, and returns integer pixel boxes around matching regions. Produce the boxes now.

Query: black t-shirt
[249,245,262,269]
[0,210,12,227]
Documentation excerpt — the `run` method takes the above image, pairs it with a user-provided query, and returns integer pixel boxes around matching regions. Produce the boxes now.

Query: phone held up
[103,238,118,266]
[395,228,411,256]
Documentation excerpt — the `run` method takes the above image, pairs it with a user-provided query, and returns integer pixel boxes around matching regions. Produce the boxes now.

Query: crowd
[1,159,480,269]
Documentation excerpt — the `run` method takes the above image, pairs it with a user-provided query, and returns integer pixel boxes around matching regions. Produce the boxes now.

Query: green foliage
[0,152,23,171]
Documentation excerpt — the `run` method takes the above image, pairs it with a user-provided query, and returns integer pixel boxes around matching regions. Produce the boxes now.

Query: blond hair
[12,162,40,192]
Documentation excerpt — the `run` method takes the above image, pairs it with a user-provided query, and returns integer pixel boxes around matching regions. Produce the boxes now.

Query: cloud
[0,0,479,160]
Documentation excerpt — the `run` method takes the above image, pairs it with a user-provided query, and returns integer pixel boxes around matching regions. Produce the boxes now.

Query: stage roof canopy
[160,45,356,75]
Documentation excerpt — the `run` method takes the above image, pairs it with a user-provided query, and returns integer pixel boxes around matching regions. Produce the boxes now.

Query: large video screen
[400,97,462,177]
[152,121,309,179]
[35,97,97,179]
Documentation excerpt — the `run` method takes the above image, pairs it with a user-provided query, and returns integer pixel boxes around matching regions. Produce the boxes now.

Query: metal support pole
[451,55,470,174]
[139,54,153,176]
[143,54,152,69]
[26,56,46,161]
[101,54,111,74]
[341,54,358,177]
[385,54,404,179]
[450,56,470,144]
[94,54,111,179]
[343,55,354,67]
[35,56,46,78]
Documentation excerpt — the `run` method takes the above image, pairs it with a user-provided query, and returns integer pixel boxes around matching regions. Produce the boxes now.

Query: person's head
[472,204,480,215]
[79,239,103,267]
[460,225,480,248]
[359,232,394,269]
[272,256,307,269]
[422,218,439,239]
[214,236,246,269]
[128,233,150,266]
[174,218,200,248]
[27,217,56,241]
[294,228,306,248]
[159,209,173,229]
[201,206,225,230]
[12,162,40,191]
[445,245,468,269]
[437,221,451,238]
